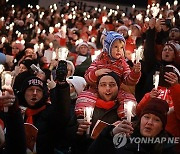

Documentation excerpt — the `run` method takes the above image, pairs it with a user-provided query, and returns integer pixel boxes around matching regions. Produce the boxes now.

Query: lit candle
[84,107,94,135]
[102,16,107,24]
[153,71,159,89]
[1,37,6,44]
[135,46,143,63]
[124,101,134,122]
[132,4,135,9]
[58,47,69,60]
[0,65,4,74]
[49,42,53,49]
[91,50,101,61]
[174,0,178,6]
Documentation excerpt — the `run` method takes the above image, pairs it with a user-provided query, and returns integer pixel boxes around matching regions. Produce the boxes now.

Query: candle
[132,4,135,9]
[153,71,159,89]
[174,0,178,6]
[84,107,94,135]
[124,101,134,122]
[135,46,143,63]
[49,42,53,49]
[0,65,4,74]
[102,16,107,24]
[1,37,6,44]
[58,47,69,60]
[116,5,119,10]
[91,50,101,61]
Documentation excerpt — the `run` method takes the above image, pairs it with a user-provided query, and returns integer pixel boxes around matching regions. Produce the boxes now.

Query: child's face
[111,40,125,59]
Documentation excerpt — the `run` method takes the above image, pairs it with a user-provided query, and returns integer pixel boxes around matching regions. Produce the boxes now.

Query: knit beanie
[67,76,86,95]
[21,76,44,94]
[103,31,126,59]
[76,42,89,52]
[97,71,121,89]
[116,25,128,32]
[20,59,35,70]
[140,98,169,129]
[165,41,180,65]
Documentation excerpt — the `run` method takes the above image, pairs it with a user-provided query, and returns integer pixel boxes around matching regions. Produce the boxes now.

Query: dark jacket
[69,103,120,154]
[22,83,71,154]
[0,106,26,154]
[88,125,176,154]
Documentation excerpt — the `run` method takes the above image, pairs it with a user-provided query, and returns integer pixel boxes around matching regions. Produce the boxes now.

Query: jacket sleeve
[4,108,26,154]
[144,28,157,72]
[84,58,99,86]
[169,84,180,120]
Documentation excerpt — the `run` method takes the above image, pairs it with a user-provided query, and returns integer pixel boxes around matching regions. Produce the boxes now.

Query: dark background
[3,0,177,8]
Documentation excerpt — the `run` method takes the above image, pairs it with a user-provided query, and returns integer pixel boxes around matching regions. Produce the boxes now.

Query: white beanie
[67,76,86,95]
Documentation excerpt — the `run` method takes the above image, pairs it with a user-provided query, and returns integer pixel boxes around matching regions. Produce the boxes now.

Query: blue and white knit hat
[103,31,126,58]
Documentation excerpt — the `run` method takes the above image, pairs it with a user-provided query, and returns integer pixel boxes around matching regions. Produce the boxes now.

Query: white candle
[102,16,107,24]
[124,101,134,122]
[153,71,159,89]
[135,46,143,63]
[1,37,6,44]
[58,47,69,60]
[0,65,4,74]
[84,107,94,135]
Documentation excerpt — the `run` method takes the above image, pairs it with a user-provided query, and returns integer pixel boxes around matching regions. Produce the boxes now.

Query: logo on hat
[113,133,127,148]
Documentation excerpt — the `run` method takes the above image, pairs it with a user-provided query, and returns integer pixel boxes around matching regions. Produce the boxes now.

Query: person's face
[118,29,128,38]
[162,45,175,62]
[12,45,20,56]
[111,40,125,59]
[140,113,163,137]
[19,64,28,73]
[67,63,73,77]
[25,48,37,59]
[169,28,180,41]
[131,26,140,37]
[79,45,88,55]
[25,86,43,107]
[98,76,118,101]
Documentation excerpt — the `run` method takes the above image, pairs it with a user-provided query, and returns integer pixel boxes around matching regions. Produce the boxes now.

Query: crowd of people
[0,0,179,154]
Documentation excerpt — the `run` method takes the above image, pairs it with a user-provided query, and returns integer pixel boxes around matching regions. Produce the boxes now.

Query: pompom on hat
[103,31,126,59]
[140,98,169,129]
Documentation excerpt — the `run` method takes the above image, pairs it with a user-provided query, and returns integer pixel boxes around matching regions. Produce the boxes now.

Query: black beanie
[21,76,44,94]
[97,71,120,88]
[20,59,35,70]
[140,98,169,129]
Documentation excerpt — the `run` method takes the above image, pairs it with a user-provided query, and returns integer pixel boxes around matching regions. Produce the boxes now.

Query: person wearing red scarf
[71,72,129,154]
[18,75,71,154]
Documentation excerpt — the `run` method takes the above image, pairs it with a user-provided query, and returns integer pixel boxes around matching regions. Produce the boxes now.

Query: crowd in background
[0,0,179,154]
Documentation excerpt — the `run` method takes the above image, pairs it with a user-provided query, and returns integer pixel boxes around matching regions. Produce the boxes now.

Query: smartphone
[159,66,174,88]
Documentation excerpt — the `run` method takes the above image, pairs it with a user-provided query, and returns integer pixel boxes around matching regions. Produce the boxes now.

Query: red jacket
[137,84,180,141]
[84,52,141,87]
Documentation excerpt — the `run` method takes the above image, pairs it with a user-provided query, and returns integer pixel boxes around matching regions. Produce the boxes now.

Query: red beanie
[140,98,169,129]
